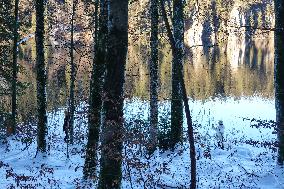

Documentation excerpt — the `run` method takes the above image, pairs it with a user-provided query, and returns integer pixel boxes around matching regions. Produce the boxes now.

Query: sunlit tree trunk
[35,0,48,153]
[84,0,107,178]
[149,0,159,153]
[98,0,128,188]
[274,0,284,165]
[68,0,77,144]
[171,0,184,147]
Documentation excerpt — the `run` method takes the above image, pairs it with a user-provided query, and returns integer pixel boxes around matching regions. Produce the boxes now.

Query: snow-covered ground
[1,96,283,188]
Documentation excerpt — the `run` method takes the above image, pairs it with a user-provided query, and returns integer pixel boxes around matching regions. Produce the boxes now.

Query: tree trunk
[171,0,184,148]
[35,0,48,153]
[69,0,77,144]
[178,62,197,189]
[149,0,159,153]
[98,0,128,188]
[274,0,284,165]
[160,1,196,188]
[84,0,107,178]
[10,0,20,135]
[0,0,13,104]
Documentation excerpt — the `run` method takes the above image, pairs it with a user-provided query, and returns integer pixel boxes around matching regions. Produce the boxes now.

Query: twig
[124,146,134,189]
[157,183,187,189]
[237,164,260,178]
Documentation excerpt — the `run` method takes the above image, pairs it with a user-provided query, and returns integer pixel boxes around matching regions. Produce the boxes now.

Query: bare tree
[149,0,159,153]
[274,0,284,165]
[160,0,196,188]
[170,0,184,147]
[98,0,128,187]
[10,0,20,135]
[35,0,48,153]
[84,0,108,178]
[68,0,77,144]
[0,0,13,132]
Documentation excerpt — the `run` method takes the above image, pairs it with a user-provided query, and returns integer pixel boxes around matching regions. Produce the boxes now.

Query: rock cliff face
[225,1,274,72]
[180,0,275,75]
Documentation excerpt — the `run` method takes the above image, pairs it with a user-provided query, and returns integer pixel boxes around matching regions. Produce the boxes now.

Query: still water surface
[0,33,275,142]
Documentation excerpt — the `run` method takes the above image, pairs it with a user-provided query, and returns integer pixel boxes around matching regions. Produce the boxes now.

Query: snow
[17,34,34,46]
[1,96,283,188]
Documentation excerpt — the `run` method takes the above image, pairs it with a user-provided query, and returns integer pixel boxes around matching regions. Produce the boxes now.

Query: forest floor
[0,97,284,188]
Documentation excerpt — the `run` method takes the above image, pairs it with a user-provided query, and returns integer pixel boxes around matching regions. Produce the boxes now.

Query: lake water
[0,31,276,142]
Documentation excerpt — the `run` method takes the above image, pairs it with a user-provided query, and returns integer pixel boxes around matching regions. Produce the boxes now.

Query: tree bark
[274,0,284,165]
[10,0,20,135]
[179,61,197,189]
[68,0,77,144]
[98,0,128,188]
[35,0,48,153]
[84,0,107,179]
[160,1,196,188]
[171,0,184,147]
[149,0,159,153]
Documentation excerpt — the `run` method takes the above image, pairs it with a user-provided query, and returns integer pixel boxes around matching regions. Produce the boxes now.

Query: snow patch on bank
[0,97,283,188]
